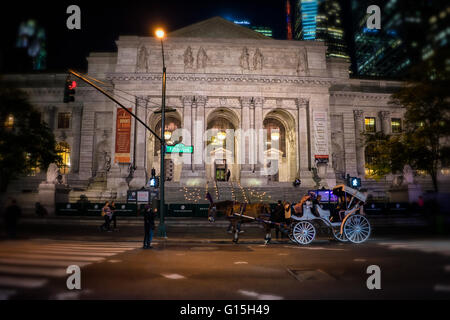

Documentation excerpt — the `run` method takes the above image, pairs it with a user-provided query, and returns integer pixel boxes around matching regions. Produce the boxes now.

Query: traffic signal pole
[67,69,162,143]
[67,69,168,235]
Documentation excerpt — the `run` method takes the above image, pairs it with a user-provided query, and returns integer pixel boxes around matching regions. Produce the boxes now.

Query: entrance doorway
[215,160,227,181]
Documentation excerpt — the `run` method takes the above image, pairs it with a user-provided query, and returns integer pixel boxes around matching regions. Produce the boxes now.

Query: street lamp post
[156,29,167,238]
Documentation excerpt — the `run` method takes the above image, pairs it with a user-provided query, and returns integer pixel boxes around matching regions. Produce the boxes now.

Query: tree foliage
[0,86,60,191]
[365,48,450,192]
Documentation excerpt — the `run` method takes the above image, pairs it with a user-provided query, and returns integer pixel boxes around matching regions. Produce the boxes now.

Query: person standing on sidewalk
[100,201,112,232]
[4,198,21,239]
[143,203,156,249]
[109,200,117,230]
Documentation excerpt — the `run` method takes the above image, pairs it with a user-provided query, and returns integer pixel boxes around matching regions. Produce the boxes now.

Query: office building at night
[352,0,449,77]
[293,0,350,60]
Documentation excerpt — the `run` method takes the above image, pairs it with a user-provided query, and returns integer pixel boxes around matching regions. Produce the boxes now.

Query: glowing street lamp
[164,130,172,141]
[155,27,167,238]
[155,29,165,39]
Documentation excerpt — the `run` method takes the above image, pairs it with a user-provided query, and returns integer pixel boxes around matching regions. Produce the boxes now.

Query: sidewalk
[16,213,432,228]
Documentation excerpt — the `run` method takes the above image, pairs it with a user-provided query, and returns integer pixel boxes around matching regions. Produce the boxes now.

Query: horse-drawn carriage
[206,184,371,245]
[288,185,371,244]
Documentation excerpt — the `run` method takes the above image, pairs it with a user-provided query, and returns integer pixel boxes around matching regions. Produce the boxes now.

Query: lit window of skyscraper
[293,0,350,60]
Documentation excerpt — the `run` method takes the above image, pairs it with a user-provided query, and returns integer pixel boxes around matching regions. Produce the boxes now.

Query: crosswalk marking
[0,276,48,289]
[0,240,140,298]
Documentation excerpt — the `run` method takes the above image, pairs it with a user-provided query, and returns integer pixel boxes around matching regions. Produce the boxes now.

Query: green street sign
[166,143,193,154]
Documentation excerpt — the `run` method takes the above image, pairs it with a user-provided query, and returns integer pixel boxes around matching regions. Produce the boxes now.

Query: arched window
[263,118,286,157]
[56,142,71,174]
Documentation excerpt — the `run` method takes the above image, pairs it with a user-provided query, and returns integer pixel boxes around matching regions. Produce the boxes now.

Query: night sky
[0,0,354,73]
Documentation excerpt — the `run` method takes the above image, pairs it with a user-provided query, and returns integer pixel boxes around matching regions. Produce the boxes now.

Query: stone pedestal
[38,183,70,215]
[129,168,147,189]
[389,184,423,203]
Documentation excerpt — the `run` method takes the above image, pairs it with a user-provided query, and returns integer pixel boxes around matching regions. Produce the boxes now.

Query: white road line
[354,258,367,262]
[434,284,450,292]
[107,260,122,263]
[283,246,346,251]
[0,265,66,277]
[234,261,248,265]
[0,276,48,289]
[0,258,91,268]
[0,253,105,262]
[238,289,283,300]
[0,250,116,257]
[161,273,186,280]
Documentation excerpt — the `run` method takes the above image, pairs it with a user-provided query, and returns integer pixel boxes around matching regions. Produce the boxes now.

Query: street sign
[166,143,193,154]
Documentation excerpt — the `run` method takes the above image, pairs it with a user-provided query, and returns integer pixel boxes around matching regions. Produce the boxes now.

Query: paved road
[0,232,449,300]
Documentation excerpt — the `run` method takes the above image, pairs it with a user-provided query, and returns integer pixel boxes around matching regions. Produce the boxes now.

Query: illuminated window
[56,142,71,174]
[391,118,402,133]
[365,145,376,177]
[57,112,71,129]
[26,153,41,176]
[4,114,14,130]
[365,117,376,133]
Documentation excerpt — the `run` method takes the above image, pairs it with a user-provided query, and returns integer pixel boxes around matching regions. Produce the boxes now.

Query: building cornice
[106,72,336,86]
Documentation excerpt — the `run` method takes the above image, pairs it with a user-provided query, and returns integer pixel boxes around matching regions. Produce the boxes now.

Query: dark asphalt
[0,219,449,300]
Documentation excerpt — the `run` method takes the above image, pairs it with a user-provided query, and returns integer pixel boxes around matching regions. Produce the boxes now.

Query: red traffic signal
[68,81,77,90]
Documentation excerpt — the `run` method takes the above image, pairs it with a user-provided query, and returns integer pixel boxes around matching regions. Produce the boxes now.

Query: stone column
[342,112,358,177]
[254,97,264,172]
[71,105,83,173]
[379,111,391,134]
[181,95,193,171]
[240,97,251,172]
[129,97,147,188]
[296,98,310,174]
[353,109,365,176]
[194,95,207,171]
[78,107,95,180]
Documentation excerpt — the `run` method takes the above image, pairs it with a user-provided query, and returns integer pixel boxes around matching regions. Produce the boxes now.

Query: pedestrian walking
[226,169,231,182]
[100,201,112,231]
[143,203,156,249]
[35,202,47,217]
[109,200,117,230]
[4,198,21,239]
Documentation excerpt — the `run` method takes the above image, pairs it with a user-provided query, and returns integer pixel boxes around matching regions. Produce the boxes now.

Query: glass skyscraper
[293,0,350,60]
[352,0,449,77]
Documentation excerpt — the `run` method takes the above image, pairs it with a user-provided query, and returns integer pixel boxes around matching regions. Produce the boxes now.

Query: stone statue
[253,48,264,70]
[239,47,250,70]
[136,46,149,72]
[297,48,308,75]
[46,163,60,184]
[403,164,414,184]
[197,47,208,69]
[183,46,194,68]
[103,151,112,172]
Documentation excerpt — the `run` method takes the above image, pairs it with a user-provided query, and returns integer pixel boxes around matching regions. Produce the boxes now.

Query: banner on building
[115,108,132,163]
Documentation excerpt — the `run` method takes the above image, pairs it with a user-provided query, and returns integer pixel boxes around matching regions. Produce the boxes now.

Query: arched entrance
[206,108,240,182]
[147,111,183,182]
[263,109,297,182]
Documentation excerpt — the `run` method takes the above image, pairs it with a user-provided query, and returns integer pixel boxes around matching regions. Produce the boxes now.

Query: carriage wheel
[332,228,348,242]
[292,221,316,245]
[288,229,296,244]
[343,215,371,244]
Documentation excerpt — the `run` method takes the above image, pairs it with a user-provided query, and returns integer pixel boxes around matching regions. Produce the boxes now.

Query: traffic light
[347,176,361,188]
[63,78,76,103]
[148,176,159,188]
